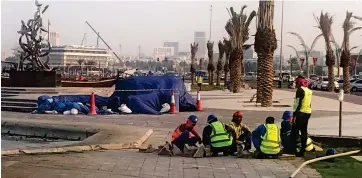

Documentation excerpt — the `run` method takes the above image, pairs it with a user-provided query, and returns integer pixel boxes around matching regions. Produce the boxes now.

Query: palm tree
[225,6,256,93]
[314,12,335,92]
[223,38,231,86]
[217,41,225,86]
[254,0,277,107]
[190,42,199,85]
[287,45,302,71]
[339,11,362,93]
[288,32,323,78]
[207,41,215,85]
[199,58,204,70]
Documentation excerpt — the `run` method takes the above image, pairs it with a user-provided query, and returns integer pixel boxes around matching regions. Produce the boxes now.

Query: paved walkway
[2,150,321,178]
[197,89,362,112]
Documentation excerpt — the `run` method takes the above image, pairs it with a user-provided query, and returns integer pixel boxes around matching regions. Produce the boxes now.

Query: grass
[191,84,225,91]
[305,147,362,178]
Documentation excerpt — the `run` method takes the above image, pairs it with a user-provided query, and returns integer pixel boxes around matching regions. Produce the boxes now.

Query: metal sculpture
[17,0,52,71]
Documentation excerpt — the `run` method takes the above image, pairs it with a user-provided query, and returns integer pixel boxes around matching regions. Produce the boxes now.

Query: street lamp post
[338,89,344,137]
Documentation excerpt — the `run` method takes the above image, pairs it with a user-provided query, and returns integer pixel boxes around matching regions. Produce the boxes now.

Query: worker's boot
[193,145,205,158]
[236,144,244,158]
[183,144,198,157]
[158,142,172,156]
[205,145,212,157]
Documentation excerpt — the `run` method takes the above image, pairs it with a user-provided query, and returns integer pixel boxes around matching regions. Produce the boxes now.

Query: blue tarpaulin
[37,76,196,115]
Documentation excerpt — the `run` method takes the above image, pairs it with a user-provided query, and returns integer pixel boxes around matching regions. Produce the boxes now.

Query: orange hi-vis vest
[171,125,192,142]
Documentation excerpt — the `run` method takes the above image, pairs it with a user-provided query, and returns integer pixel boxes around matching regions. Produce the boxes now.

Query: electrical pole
[279,0,284,76]
[209,5,212,40]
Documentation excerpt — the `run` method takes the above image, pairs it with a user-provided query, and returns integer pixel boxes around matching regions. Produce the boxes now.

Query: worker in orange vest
[171,115,202,153]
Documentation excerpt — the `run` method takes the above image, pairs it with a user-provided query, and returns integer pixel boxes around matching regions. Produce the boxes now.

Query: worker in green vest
[197,74,203,91]
[296,136,314,152]
[289,76,295,89]
[202,114,233,156]
[252,117,281,159]
[291,76,313,157]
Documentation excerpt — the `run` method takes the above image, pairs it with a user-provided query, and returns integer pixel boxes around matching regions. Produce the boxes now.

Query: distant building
[153,47,174,59]
[41,45,111,67]
[1,52,7,60]
[244,46,257,59]
[163,42,179,55]
[49,32,60,46]
[194,31,206,58]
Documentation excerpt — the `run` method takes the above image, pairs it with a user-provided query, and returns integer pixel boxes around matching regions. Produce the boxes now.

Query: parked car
[315,76,339,91]
[351,80,362,92]
[337,79,357,88]
[244,72,257,81]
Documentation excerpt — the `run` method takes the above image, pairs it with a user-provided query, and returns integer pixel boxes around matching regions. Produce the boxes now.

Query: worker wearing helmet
[291,75,313,157]
[202,114,233,156]
[252,117,281,159]
[171,115,202,153]
[229,111,252,155]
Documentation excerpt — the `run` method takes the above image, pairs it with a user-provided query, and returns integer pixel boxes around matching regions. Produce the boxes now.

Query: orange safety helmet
[233,111,243,117]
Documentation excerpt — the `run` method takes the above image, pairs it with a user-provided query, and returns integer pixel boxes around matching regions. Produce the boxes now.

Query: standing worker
[252,117,281,159]
[228,111,252,156]
[202,115,233,156]
[197,74,203,91]
[171,115,202,153]
[291,76,312,157]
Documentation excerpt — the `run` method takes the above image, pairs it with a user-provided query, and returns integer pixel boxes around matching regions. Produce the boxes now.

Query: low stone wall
[9,71,58,87]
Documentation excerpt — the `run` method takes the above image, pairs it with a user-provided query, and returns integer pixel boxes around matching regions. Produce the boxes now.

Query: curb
[1,129,153,156]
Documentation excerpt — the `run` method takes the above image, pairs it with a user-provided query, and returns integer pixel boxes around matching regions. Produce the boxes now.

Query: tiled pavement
[2,150,321,178]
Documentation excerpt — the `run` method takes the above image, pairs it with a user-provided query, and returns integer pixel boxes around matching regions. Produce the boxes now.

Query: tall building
[163,42,179,55]
[194,31,206,58]
[244,47,257,59]
[41,45,111,67]
[153,47,174,59]
[49,32,60,46]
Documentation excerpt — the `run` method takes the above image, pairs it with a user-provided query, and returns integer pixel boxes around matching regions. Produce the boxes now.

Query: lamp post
[338,89,344,137]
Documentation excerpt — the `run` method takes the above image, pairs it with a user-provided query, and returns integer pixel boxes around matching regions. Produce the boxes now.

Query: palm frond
[288,32,309,53]
[286,45,301,60]
[310,34,323,53]
[353,15,362,21]
[350,46,358,51]
[348,27,362,35]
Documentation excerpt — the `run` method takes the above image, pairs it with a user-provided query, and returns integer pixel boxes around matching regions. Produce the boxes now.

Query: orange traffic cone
[170,91,177,114]
[89,92,97,115]
[196,90,203,111]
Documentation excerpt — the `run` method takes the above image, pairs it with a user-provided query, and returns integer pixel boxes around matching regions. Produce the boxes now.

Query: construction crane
[85,21,122,61]
[80,33,87,46]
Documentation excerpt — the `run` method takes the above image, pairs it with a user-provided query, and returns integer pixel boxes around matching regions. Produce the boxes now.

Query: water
[1,135,80,150]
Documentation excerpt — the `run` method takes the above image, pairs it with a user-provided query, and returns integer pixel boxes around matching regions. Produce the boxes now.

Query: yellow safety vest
[197,76,203,84]
[297,137,314,152]
[210,121,233,148]
[293,87,312,114]
[260,124,281,155]
[289,77,295,82]
[229,122,242,139]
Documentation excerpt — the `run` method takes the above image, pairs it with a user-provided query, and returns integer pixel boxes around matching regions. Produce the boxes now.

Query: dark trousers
[211,146,231,156]
[197,83,202,91]
[230,131,252,154]
[172,131,200,152]
[291,112,311,156]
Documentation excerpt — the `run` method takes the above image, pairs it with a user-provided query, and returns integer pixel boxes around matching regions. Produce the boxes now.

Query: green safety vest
[297,137,314,152]
[210,121,233,148]
[197,76,203,84]
[293,87,312,114]
[260,124,281,155]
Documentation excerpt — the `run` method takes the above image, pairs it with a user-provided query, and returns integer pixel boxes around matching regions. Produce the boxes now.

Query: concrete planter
[9,71,58,87]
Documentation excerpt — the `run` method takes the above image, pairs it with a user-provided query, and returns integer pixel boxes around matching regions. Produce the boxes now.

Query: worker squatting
[171,76,313,158]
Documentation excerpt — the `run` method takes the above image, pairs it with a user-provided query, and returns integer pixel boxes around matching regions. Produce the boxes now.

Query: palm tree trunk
[230,48,242,93]
[255,29,277,107]
[341,50,351,93]
[256,57,262,103]
[326,48,335,92]
[208,70,211,85]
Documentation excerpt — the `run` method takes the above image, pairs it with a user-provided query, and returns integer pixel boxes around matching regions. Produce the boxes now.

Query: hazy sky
[2,0,362,58]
